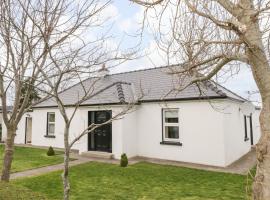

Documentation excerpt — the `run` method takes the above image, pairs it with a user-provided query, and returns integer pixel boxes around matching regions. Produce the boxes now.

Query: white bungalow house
[0,66,261,167]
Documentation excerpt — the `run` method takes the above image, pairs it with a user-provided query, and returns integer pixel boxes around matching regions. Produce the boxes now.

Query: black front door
[88,110,112,152]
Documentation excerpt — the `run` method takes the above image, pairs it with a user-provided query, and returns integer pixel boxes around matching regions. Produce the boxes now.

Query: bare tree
[131,0,270,199]
[39,70,137,200]
[0,0,58,181]
[3,1,138,199]
[0,0,135,185]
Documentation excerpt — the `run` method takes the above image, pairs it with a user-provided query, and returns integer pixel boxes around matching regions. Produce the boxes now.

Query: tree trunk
[246,44,270,200]
[252,97,270,200]
[62,125,70,200]
[1,127,16,181]
[237,6,270,197]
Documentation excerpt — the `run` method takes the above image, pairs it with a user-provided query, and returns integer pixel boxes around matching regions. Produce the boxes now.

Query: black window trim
[244,115,249,141]
[244,114,254,145]
[250,114,254,145]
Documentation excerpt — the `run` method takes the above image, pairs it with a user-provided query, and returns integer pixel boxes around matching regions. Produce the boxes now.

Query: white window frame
[163,108,180,142]
[47,112,55,136]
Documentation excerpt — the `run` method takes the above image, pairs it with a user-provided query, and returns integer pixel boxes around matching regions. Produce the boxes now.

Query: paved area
[10,155,88,180]
[10,152,140,180]
[226,147,257,174]
[133,148,256,175]
[10,146,256,180]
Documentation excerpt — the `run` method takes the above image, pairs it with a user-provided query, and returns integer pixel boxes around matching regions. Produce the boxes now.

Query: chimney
[97,63,109,78]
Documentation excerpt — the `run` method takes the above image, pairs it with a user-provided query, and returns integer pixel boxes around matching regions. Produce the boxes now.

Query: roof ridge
[110,65,170,77]
[211,81,247,101]
[204,81,227,97]
[116,83,125,103]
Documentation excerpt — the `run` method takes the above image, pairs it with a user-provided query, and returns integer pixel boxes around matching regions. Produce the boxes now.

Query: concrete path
[133,148,256,175]
[10,155,90,180]
[10,153,140,180]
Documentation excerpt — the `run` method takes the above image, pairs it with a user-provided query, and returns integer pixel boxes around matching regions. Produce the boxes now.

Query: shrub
[120,153,128,167]
[47,146,55,156]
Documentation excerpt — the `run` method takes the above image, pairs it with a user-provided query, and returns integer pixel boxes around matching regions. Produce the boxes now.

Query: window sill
[160,141,182,146]
[44,135,56,138]
[244,137,249,142]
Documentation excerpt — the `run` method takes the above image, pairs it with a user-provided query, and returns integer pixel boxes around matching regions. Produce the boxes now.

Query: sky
[101,0,261,103]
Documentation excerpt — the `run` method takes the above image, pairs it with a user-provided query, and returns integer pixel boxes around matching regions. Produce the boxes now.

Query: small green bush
[47,146,55,156]
[120,153,128,167]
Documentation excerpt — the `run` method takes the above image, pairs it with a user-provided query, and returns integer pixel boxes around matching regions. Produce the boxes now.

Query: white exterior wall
[11,99,261,167]
[0,114,6,142]
[15,116,26,144]
[121,108,138,158]
[13,106,126,159]
[0,113,29,143]
[135,101,227,167]
[253,109,261,145]
[133,100,260,167]
[222,101,251,166]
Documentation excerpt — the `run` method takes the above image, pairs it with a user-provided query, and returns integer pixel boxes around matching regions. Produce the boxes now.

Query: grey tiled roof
[34,66,245,108]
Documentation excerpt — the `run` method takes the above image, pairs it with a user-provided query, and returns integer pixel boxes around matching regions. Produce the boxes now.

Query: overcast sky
[105,1,260,103]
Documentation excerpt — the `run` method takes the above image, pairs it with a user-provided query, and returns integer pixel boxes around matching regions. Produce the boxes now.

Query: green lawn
[0,145,64,172]
[13,162,254,200]
[0,182,47,200]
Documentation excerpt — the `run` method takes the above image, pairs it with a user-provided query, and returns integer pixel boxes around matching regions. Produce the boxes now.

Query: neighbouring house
[0,66,261,167]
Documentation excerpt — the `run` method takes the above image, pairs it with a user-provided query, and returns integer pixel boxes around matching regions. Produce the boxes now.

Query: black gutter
[139,95,227,103]
[32,95,228,109]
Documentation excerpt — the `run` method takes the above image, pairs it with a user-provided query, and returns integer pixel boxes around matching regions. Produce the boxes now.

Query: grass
[0,182,47,200]
[13,162,254,200]
[0,145,64,172]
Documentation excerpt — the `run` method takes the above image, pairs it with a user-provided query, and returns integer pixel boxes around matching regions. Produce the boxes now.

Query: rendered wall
[222,101,251,166]
[13,106,126,159]
[11,99,260,167]
[135,100,227,167]
[252,109,261,145]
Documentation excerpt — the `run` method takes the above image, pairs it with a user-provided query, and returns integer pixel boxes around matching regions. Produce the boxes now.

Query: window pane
[49,113,55,122]
[165,110,178,123]
[95,111,108,123]
[48,124,55,134]
[165,126,179,139]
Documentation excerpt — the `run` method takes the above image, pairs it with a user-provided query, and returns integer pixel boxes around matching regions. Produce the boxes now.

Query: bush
[120,153,128,167]
[47,146,55,156]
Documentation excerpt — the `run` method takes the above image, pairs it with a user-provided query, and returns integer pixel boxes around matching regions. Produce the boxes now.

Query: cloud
[117,10,143,33]
[102,4,119,20]
[118,18,133,32]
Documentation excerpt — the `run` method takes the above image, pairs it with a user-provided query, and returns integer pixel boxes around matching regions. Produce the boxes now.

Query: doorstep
[80,151,114,159]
